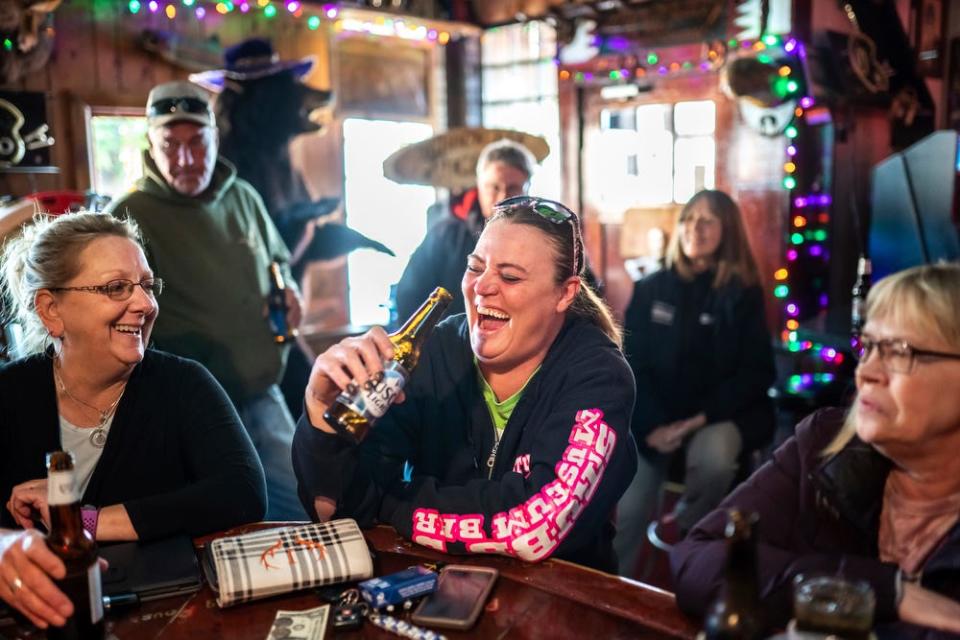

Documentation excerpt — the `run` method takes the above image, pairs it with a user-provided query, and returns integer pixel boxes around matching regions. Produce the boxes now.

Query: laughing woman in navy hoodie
[293,196,638,572]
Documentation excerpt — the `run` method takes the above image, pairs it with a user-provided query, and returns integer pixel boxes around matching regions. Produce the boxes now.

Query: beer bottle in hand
[323,287,452,443]
[268,261,296,344]
[46,451,104,640]
[701,509,765,640]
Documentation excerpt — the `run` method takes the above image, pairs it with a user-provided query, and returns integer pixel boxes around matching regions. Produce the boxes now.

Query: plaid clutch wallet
[202,519,374,607]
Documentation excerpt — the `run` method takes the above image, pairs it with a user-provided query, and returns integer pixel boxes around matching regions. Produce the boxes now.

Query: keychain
[331,588,367,631]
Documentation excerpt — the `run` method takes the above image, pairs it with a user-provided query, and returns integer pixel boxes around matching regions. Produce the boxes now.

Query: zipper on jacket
[486,430,501,479]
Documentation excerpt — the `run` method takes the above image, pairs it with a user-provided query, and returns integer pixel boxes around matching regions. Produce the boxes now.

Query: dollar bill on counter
[266,604,330,640]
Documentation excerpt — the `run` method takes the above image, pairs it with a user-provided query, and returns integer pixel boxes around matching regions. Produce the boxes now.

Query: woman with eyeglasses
[0,212,265,630]
[293,196,638,571]
[613,189,776,577]
[672,263,960,636]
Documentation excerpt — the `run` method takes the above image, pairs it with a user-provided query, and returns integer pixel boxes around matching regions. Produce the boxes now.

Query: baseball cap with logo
[146,81,215,129]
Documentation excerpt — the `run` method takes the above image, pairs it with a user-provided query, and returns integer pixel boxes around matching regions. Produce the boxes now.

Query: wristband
[81,505,99,538]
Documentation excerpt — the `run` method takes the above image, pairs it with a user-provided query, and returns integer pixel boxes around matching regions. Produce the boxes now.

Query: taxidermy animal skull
[0,0,61,84]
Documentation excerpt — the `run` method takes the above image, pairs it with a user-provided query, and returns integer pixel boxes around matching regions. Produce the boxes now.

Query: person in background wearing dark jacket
[672,263,960,637]
[394,139,536,321]
[614,189,775,577]
[294,196,637,571]
[0,212,265,630]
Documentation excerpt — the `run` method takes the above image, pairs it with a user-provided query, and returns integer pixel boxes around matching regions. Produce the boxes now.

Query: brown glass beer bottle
[267,261,297,344]
[45,451,104,640]
[323,287,452,443]
[701,509,766,640]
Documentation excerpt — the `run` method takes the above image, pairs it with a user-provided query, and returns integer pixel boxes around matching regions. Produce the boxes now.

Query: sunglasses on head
[492,196,581,276]
[148,97,211,118]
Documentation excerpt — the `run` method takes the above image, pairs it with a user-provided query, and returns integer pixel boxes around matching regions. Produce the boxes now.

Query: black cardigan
[294,314,638,572]
[0,350,267,539]
[623,267,776,456]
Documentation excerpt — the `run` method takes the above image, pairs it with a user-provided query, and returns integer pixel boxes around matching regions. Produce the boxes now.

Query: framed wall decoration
[0,91,56,172]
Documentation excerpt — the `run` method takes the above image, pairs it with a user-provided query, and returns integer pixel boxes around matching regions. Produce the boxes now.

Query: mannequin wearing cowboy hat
[191,39,394,419]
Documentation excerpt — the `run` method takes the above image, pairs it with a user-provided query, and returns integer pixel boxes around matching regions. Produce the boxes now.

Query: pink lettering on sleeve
[411,408,618,562]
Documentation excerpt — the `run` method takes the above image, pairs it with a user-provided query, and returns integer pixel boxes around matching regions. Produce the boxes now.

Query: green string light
[763,34,779,46]
[307,15,321,29]
[783,176,797,189]
[128,0,141,13]
[790,232,804,244]
[785,125,798,139]
[774,285,790,298]
[2,38,12,51]
[263,3,277,17]
[646,52,659,65]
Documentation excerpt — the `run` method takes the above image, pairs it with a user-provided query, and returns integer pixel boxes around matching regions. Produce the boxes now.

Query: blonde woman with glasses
[0,212,265,630]
[673,263,960,636]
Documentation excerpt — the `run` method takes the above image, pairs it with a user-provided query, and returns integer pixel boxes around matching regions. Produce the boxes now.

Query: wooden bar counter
[1,524,700,639]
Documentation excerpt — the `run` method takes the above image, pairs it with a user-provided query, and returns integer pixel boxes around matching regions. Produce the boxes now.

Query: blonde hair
[822,263,960,456]
[1,211,143,355]
[667,189,761,288]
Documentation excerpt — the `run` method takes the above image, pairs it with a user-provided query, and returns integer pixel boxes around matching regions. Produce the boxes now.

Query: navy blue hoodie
[293,314,638,572]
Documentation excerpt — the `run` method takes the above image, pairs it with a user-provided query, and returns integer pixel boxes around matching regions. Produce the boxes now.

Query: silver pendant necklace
[53,362,127,449]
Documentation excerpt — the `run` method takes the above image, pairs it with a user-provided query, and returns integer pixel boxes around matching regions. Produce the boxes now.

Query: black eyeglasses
[492,196,581,276]
[148,97,211,118]
[49,278,164,301]
[854,337,960,374]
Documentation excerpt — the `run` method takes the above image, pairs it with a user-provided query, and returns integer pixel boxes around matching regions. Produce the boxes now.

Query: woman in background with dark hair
[294,196,637,571]
[614,189,776,578]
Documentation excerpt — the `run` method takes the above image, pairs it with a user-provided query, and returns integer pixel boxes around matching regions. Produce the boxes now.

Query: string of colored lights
[558,45,726,84]
[124,1,456,42]
[765,35,845,395]
[127,0,337,24]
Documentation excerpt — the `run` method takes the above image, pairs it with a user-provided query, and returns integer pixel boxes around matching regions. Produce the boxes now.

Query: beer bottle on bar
[850,255,871,350]
[267,261,296,344]
[701,509,765,640]
[324,287,452,443]
[46,451,104,640]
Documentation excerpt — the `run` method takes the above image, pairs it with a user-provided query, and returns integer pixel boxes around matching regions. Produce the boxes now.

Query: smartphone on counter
[410,565,498,630]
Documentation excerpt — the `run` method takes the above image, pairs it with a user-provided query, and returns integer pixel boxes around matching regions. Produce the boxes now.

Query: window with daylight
[593,100,715,216]
[88,113,149,200]
[481,21,562,200]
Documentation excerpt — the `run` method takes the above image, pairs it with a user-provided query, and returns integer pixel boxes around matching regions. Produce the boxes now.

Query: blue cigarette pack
[358,566,438,609]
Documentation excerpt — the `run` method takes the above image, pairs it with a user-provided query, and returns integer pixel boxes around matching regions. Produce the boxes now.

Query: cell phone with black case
[410,565,498,630]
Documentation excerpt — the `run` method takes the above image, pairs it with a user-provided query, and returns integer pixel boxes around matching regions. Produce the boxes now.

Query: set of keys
[316,564,448,640]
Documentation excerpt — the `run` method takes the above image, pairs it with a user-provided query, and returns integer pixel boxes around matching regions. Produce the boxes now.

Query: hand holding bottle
[0,528,72,629]
[305,327,403,434]
[306,287,451,443]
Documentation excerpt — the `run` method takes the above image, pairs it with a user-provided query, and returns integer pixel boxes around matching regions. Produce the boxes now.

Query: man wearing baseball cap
[106,80,307,520]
